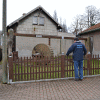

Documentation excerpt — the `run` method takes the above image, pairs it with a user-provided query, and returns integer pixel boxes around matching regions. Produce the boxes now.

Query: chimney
[23,13,26,16]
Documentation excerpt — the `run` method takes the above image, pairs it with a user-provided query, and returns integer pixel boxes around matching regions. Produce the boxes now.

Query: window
[39,17,44,25]
[33,16,44,25]
[33,16,38,25]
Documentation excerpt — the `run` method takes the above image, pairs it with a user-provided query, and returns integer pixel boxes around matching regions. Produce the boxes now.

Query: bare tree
[68,15,84,35]
[53,10,58,22]
[62,19,68,32]
[68,5,100,35]
[59,17,62,26]
[85,5,100,28]
[53,11,68,32]
[59,17,63,32]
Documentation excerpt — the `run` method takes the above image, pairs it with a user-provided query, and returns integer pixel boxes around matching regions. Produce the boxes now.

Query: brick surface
[0,76,100,100]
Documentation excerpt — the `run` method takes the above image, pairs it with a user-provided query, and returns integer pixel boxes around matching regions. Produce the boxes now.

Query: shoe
[75,79,79,81]
[79,78,83,81]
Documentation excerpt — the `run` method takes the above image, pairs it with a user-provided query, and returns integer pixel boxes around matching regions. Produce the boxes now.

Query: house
[79,23,100,56]
[7,6,75,57]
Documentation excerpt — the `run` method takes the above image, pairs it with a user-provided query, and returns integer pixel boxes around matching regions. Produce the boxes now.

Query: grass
[0,60,2,65]
[91,59,100,75]
[13,62,62,81]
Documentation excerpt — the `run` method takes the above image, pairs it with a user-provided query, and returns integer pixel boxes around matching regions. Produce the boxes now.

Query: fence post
[87,52,92,75]
[8,29,14,56]
[8,56,13,83]
[61,53,65,78]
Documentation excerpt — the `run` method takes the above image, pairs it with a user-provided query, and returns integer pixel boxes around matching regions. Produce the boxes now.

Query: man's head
[74,37,79,43]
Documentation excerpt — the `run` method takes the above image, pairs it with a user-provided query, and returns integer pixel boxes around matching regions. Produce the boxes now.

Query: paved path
[0,76,100,100]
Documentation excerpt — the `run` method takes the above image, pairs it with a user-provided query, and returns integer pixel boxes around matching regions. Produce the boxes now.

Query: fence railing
[8,54,100,82]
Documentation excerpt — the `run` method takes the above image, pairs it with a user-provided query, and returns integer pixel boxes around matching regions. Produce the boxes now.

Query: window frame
[39,17,44,26]
[33,16,38,25]
[33,16,44,26]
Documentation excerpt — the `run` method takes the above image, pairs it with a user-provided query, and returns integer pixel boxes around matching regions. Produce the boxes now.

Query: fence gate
[8,54,100,83]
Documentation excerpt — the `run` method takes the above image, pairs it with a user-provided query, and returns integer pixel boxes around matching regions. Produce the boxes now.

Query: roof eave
[80,28,100,35]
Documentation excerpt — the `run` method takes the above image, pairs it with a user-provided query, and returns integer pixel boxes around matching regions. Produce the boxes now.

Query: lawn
[0,60,2,65]
[91,59,100,75]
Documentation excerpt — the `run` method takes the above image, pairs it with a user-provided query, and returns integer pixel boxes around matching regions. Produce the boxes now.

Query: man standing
[66,38,87,81]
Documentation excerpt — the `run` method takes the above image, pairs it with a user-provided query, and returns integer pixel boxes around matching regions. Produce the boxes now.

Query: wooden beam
[14,33,87,41]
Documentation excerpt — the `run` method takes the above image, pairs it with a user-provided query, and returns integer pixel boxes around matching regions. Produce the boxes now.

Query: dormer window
[33,16,44,25]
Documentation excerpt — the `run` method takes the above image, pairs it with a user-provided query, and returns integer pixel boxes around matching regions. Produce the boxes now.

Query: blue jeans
[74,60,83,79]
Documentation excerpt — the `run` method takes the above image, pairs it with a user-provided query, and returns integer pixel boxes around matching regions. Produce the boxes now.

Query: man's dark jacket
[66,41,87,61]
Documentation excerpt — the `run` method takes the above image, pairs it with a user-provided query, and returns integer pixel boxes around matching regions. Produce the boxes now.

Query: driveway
[0,76,100,100]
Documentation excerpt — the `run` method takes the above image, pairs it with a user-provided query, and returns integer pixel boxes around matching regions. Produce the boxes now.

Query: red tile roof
[80,23,100,34]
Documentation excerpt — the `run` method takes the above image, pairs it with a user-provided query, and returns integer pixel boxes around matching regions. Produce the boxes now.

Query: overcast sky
[0,0,100,31]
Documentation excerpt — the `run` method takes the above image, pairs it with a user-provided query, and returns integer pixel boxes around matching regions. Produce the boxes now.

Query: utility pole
[2,0,7,83]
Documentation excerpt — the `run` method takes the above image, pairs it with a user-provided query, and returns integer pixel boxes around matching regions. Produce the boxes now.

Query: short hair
[74,37,79,41]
